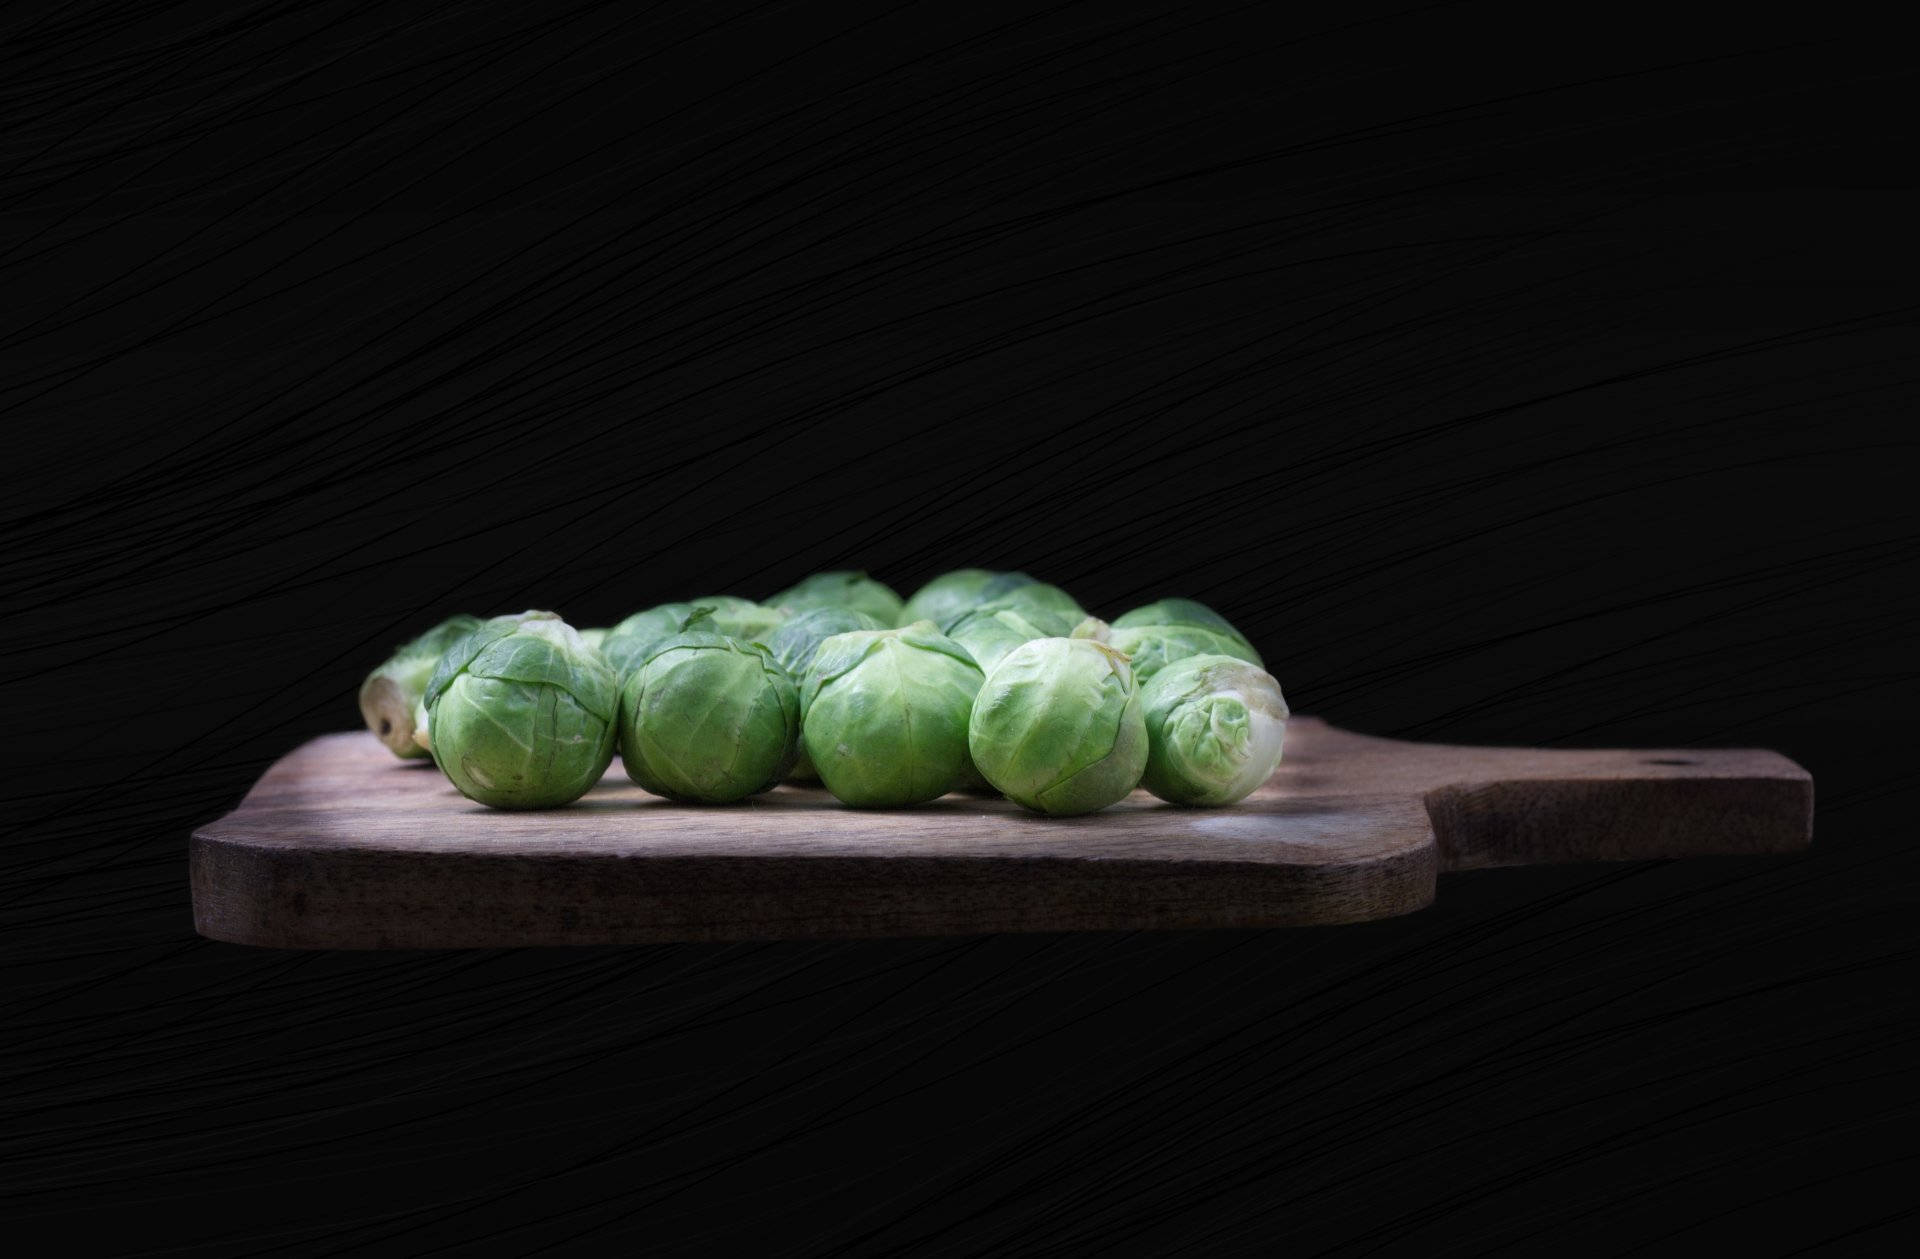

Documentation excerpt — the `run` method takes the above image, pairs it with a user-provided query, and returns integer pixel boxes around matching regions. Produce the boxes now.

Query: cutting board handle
[1418,745,1813,871]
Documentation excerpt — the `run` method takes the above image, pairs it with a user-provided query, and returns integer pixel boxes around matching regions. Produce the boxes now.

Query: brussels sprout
[1108,623,1261,684]
[610,602,699,643]
[976,571,1043,601]
[1139,655,1289,806]
[968,637,1148,816]
[945,601,1075,675]
[765,607,888,780]
[602,603,701,678]
[1070,615,1110,642]
[769,571,904,624]
[766,607,887,679]
[1107,598,1260,683]
[358,614,484,759]
[1111,598,1251,643]
[577,627,611,651]
[690,595,788,646]
[897,569,1024,629]
[423,612,618,809]
[602,598,785,676]
[800,622,984,807]
[618,612,800,804]
[940,579,1084,632]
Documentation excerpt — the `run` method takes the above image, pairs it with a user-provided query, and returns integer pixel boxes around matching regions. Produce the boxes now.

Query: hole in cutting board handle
[1643,757,1697,766]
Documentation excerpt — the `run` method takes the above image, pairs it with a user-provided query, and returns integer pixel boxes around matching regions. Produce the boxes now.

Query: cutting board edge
[187,824,1440,949]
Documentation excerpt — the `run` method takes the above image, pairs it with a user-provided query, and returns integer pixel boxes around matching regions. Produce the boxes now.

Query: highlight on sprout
[618,610,800,804]
[967,637,1149,816]
[422,612,619,809]
[358,614,484,759]
[1138,654,1289,806]
[800,622,984,807]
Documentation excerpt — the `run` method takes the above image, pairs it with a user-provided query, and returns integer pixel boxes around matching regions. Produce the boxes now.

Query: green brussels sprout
[610,602,699,643]
[975,571,1043,601]
[423,612,618,809]
[358,614,484,759]
[602,598,786,676]
[618,612,800,803]
[945,601,1076,674]
[940,579,1084,632]
[602,603,701,678]
[897,568,1026,628]
[577,627,611,651]
[765,607,887,780]
[1107,598,1260,683]
[1070,615,1110,642]
[800,622,984,807]
[690,595,788,646]
[1139,655,1289,806]
[766,607,888,679]
[1111,598,1251,643]
[1108,623,1261,684]
[968,637,1149,816]
[769,571,904,624]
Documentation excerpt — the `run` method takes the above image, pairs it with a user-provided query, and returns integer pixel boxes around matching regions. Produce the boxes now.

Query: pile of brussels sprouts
[358,570,1289,817]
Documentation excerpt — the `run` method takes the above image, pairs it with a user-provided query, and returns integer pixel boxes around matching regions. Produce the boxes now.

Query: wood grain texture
[191,718,1811,948]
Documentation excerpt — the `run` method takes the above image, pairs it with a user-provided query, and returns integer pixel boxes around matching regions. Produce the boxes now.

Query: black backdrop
[4,2,1916,1254]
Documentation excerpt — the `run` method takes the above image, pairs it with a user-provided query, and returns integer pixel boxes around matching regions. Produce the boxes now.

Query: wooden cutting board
[190,718,1812,949]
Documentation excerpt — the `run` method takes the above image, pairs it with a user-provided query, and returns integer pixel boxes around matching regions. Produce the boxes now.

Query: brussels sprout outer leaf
[766,607,888,679]
[422,614,618,809]
[800,624,984,807]
[967,638,1148,816]
[975,571,1041,601]
[434,674,617,808]
[767,607,887,780]
[896,568,1007,628]
[404,614,488,661]
[425,611,559,708]
[1111,598,1253,646]
[603,599,787,675]
[1070,616,1111,642]
[1107,623,1262,684]
[937,580,1083,632]
[468,624,619,722]
[689,595,788,646]
[945,602,1075,675]
[1139,655,1289,806]
[769,571,905,624]
[610,602,697,644]
[618,629,800,803]
[358,613,484,758]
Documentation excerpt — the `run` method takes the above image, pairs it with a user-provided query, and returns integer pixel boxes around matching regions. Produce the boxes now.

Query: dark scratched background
[2,2,1916,1254]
